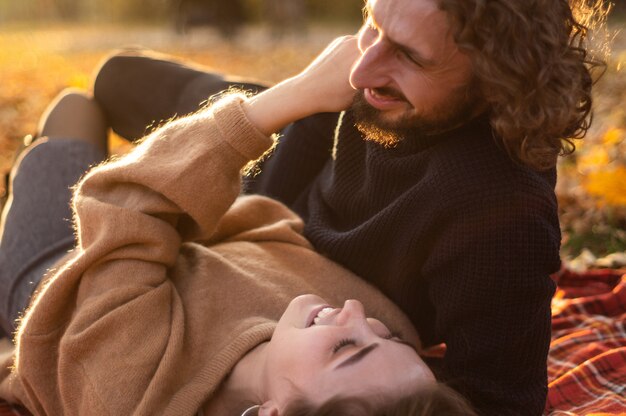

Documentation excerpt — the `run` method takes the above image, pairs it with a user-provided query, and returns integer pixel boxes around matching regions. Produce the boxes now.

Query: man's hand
[294,35,361,113]
[242,36,359,136]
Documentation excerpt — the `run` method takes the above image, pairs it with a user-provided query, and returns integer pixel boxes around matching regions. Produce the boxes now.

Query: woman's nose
[336,299,367,325]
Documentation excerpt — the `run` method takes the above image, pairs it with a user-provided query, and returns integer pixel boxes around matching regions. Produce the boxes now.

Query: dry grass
[0,22,354,173]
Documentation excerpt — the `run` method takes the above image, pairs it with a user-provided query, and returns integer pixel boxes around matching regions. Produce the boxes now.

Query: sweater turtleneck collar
[340,110,494,155]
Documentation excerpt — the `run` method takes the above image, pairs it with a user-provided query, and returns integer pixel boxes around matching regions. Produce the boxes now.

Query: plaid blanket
[1,269,625,416]
[546,268,626,416]
[0,402,28,416]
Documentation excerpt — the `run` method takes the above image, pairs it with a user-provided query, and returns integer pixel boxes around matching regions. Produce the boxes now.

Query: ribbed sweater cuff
[212,94,274,161]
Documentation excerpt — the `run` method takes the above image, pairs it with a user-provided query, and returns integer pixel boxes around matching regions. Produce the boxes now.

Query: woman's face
[261,295,435,412]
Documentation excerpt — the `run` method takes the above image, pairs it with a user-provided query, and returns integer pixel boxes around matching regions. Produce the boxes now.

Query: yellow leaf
[67,73,89,89]
[584,166,626,206]
[602,128,624,146]
[578,146,610,170]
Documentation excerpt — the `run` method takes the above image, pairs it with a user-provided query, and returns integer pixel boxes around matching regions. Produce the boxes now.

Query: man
[93,0,606,413]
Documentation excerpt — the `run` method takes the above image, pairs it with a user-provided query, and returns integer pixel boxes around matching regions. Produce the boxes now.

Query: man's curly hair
[438,0,610,170]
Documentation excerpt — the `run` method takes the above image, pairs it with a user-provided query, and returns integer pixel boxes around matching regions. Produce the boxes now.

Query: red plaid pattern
[546,269,626,416]
[0,401,30,416]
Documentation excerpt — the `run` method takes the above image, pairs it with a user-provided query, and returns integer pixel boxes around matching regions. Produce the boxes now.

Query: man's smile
[364,87,409,110]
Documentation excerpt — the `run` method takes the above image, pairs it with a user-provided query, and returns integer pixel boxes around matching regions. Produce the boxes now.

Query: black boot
[93,49,268,141]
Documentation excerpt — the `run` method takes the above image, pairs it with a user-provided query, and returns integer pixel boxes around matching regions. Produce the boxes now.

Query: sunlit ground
[0,21,625,263]
[0,22,357,167]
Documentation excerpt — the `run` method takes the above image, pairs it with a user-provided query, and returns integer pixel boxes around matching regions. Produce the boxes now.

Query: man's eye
[401,51,422,67]
[333,338,357,353]
[384,332,402,340]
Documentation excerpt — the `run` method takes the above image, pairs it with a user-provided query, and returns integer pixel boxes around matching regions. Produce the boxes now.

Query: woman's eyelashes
[333,332,403,353]
[333,338,357,353]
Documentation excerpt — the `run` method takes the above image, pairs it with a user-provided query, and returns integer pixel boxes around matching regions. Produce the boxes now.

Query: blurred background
[0,0,624,267]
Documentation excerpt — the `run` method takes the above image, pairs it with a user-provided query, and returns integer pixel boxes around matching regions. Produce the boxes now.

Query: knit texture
[0,96,418,416]
[250,110,562,415]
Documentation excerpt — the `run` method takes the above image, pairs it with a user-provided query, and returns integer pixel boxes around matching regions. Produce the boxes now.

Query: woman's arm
[14,96,275,416]
[243,36,359,135]
[13,37,360,416]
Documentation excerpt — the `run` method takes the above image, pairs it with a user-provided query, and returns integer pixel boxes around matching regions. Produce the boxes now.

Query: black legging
[92,51,340,203]
[94,51,268,141]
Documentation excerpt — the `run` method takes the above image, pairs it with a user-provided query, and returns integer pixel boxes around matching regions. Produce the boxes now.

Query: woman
[0,37,476,415]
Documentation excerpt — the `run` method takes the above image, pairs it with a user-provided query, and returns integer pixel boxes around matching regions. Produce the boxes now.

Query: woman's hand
[242,36,359,136]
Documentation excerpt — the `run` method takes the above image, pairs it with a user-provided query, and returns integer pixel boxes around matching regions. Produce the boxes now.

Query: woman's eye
[333,338,357,353]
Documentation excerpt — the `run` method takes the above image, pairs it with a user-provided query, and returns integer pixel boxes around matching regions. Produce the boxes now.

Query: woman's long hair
[282,383,477,416]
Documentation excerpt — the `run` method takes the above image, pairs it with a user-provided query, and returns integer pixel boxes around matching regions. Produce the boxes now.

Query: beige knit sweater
[0,95,419,416]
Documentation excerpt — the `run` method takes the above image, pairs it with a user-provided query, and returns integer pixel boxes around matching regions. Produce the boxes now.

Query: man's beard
[350,84,480,147]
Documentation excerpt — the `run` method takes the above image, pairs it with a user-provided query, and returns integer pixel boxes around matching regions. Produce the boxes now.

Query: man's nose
[350,41,391,90]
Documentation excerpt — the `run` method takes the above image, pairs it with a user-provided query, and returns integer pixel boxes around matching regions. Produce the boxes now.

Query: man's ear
[258,401,280,416]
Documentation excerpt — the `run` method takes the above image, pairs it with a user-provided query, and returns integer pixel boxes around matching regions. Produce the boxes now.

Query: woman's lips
[307,306,341,327]
[307,305,331,327]
[364,88,406,110]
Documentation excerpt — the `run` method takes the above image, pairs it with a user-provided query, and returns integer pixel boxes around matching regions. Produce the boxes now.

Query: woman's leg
[92,49,340,200]
[0,90,108,337]
[93,49,268,140]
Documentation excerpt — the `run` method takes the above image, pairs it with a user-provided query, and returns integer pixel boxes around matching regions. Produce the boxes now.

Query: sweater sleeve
[424,190,560,416]
[76,94,273,249]
[15,95,274,416]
